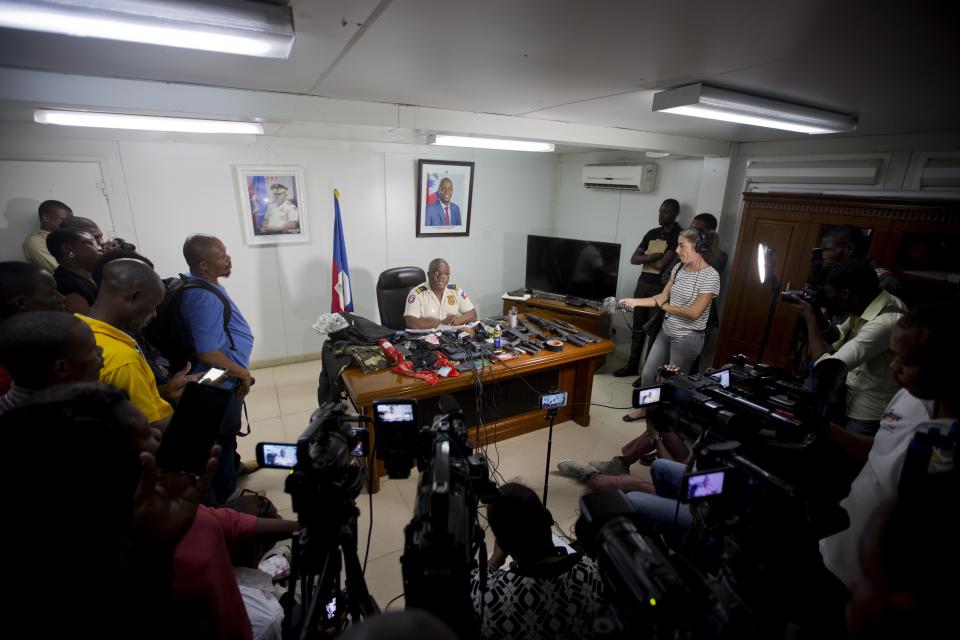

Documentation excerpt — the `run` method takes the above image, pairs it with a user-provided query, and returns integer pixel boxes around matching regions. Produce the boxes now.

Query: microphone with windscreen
[600,296,631,314]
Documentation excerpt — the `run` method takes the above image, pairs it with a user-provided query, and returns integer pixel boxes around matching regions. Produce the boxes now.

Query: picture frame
[235,165,309,245]
[416,159,474,237]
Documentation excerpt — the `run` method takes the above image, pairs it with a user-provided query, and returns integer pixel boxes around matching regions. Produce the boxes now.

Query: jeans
[640,330,706,387]
[625,459,692,538]
[627,275,665,368]
[210,394,243,505]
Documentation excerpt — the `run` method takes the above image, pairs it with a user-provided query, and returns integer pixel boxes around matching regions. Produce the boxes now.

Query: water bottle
[509,306,518,328]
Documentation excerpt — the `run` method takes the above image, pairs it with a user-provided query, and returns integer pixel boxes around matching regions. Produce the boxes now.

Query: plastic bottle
[509,306,518,328]
[492,325,502,351]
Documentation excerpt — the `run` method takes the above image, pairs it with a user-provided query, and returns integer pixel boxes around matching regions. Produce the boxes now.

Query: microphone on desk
[600,296,631,314]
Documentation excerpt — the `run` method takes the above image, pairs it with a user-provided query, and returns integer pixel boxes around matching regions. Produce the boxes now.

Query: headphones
[691,228,709,255]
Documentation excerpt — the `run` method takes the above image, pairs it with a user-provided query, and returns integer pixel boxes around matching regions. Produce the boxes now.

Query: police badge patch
[407,294,416,304]
[447,295,456,305]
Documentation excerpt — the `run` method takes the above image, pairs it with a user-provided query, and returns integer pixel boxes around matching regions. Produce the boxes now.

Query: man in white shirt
[259,184,300,234]
[403,258,477,329]
[786,260,907,435]
[820,301,958,589]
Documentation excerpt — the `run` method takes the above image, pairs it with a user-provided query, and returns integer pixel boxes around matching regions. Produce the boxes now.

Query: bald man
[181,234,255,503]
[404,258,477,329]
[78,259,173,427]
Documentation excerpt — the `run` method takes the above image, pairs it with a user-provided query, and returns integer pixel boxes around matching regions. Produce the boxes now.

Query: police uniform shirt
[262,200,300,230]
[403,282,475,321]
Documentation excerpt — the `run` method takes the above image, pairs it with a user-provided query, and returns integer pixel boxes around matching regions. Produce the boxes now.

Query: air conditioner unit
[582,164,658,191]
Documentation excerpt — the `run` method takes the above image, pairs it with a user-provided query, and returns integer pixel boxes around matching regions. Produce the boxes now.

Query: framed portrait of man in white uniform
[235,165,309,245]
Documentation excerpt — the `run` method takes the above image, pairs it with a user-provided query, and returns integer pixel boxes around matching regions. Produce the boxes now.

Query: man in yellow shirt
[79,259,173,426]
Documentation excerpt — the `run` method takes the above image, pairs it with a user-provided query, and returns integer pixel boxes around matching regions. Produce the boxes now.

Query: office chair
[376,266,426,330]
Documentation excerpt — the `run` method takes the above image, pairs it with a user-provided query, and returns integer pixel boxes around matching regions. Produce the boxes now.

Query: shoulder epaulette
[447,283,457,289]
[415,285,427,293]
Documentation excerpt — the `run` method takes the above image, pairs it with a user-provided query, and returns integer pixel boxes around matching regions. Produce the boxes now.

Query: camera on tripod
[255,403,378,636]
[371,395,497,638]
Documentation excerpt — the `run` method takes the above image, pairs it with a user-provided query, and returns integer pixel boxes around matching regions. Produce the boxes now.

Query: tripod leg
[542,412,557,508]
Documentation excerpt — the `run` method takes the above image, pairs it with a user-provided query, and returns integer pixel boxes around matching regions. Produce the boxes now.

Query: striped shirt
[662,263,720,337]
[0,384,36,417]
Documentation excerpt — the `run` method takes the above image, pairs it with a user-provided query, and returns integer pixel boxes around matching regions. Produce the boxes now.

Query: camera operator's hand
[658,363,682,380]
[235,370,255,397]
[783,295,816,319]
[158,362,202,402]
[132,445,221,550]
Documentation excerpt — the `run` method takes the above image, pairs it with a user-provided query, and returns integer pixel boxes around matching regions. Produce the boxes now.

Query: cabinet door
[717,208,812,369]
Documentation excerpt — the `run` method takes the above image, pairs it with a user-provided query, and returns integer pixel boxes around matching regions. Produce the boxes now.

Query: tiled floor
[238,357,651,610]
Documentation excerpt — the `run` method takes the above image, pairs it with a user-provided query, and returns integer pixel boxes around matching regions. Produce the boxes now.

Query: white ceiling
[0,0,957,150]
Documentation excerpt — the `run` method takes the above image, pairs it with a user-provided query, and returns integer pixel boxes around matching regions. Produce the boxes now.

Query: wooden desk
[502,297,611,338]
[342,335,614,492]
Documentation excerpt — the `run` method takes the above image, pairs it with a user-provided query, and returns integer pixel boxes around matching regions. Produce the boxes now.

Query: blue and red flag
[331,189,354,313]
[425,173,439,206]
[248,175,269,229]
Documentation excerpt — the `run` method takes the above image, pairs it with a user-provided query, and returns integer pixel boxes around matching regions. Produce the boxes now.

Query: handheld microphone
[600,296,630,314]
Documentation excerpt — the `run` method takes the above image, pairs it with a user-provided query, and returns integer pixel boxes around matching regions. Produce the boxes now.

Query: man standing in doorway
[22,200,73,272]
[180,234,255,504]
[425,178,461,226]
[613,199,681,378]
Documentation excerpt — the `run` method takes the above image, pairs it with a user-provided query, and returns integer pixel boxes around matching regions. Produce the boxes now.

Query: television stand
[501,295,611,339]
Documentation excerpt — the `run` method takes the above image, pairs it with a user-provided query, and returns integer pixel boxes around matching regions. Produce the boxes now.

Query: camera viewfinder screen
[686,471,725,500]
[540,391,568,409]
[634,386,661,406]
[376,403,415,423]
[262,444,297,467]
[709,369,730,388]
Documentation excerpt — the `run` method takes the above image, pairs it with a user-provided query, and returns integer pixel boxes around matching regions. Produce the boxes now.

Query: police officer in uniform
[260,183,300,234]
[404,258,477,329]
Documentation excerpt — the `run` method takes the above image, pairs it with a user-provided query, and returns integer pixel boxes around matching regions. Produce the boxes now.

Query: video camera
[576,490,746,639]
[623,359,851,636]
[256,403,378,636]
[780,247,825,305]
[373,396,498,639]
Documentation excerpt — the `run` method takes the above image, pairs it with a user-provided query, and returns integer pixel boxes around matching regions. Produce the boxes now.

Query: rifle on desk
[525,313,597,347]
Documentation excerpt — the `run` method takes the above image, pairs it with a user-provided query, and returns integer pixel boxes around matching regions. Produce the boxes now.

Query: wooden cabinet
[716,193,960,371]
[502,296,611,338]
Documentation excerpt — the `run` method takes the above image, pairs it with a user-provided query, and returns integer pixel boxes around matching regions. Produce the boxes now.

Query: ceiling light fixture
[645,151,670,158]
[34,109,264,135]
[652,83,857,135]
[428,135,555,153]
[0,0,294,58]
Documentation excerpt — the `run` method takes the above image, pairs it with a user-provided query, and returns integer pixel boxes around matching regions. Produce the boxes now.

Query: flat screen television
[525,235,621,301]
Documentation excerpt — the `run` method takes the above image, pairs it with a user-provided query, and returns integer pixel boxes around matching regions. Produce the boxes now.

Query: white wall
[0,123,557,364]
[554,153,725,353]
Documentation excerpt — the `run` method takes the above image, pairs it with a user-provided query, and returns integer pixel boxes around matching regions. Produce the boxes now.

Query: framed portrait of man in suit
[416,159,474,237]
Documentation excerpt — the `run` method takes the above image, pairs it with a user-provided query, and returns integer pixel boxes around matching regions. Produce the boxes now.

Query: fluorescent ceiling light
[429,135,555,153]
[0,0,294,58]
[653,83,857,135]
[35,109,264,135]
[645,151,670,158]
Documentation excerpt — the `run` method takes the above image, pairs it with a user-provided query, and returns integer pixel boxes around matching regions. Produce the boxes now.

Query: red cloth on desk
[172,506,257,640]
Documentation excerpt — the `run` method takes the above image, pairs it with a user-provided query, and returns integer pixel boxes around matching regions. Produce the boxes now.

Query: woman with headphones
[620,227,720,421]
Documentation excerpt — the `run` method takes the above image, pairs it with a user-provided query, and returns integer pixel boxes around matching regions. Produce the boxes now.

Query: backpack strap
[175,274,236,351]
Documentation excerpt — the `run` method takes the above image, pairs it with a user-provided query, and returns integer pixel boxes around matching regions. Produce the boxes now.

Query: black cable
[362,430,376,574]
[384,593,404,612]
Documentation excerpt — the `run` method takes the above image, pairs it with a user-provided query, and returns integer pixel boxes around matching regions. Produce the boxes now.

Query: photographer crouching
[784,260,907,436]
